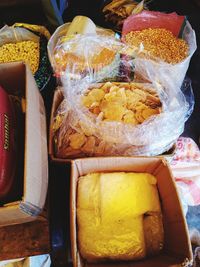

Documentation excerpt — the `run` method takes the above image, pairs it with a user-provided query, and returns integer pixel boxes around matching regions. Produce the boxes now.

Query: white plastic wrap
[0,25,39,45]
[51,34,194,158]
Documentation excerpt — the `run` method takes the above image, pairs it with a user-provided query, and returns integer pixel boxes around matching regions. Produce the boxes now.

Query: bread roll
[77,172,163,262]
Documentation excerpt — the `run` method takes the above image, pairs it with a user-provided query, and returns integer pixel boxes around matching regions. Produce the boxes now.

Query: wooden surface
[0,219,50,261]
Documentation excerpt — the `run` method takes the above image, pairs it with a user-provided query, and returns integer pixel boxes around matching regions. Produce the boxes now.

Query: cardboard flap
[74,157,162,176]
[24,65,48,212]
[0,205,34,227]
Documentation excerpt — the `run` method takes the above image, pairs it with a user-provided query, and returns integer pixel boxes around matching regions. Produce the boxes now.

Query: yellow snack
[123,110,137,124]
[81,136,96,154]
[100,101,127,121]
[82,82,161,124]
[69,132,86,149]
[0,41,39,74]
[125,28,188,63]
[142,108,159,120]
[77,172,162,262]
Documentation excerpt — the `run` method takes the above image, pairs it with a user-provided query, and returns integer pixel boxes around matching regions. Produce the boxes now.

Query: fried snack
[77,172,163,262]
[0,41,39,74]
[125,28,188,64]
[82,82,161,125]
[54,46,118,77]
[52,82,162,158]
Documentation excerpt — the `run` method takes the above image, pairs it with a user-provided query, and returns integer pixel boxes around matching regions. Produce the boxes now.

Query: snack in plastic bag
[48,16,115,78]
[50,34,194,159]
[50,34,123,81]
[0,25,40,74]
[52,79,193,158]
[122,11,185,37]
[122,11,197,91]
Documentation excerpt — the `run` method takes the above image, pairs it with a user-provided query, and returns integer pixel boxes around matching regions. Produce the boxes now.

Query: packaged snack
[122,11,197,91]
[0,24,52,91]
[50,34,194,158]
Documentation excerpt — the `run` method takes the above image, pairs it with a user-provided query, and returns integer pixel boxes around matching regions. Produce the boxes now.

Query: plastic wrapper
[170,137,200,215]
[47,21,114,77]
[122,11,197,91]
[50,33,194,158]
[0,25,39,45]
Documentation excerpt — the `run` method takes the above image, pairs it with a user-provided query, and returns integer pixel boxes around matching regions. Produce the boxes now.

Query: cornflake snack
[125,28,188,64]
[82,82,161,125]
[52,82,165,159]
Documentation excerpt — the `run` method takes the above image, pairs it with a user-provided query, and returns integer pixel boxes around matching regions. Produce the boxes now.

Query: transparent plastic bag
[51,34,194,158]
[47,21,115,76]
[0,25,39,45]
[122,11,197,91]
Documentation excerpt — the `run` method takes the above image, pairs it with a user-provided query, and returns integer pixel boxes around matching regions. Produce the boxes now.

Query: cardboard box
[0,62,48,227]
[49,89,176,162]
[71,157,192,267]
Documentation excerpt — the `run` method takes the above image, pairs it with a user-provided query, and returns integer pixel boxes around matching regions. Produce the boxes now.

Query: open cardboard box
[0,62,48,227]
[70,157,192,267]
[49,89,176,162]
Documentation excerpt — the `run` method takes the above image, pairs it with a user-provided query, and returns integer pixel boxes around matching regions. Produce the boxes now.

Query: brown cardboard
[71,157,192,267]
[0,62,48,227]
[49,90,176,162]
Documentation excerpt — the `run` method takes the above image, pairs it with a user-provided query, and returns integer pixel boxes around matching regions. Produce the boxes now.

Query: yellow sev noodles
[125,28,188,64]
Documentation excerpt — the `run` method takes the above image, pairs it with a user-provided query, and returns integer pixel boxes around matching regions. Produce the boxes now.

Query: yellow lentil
[125,28,188,64]
[0,41,39,73]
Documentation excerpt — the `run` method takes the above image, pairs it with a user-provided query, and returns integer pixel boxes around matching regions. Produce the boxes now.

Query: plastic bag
[51,34,194,158]
[170,137,200,215]
[47,21,114,76]
[122,11,197,91]
[0,25,39,45]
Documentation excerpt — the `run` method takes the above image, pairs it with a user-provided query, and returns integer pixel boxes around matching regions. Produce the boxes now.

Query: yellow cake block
[77,172,163,262]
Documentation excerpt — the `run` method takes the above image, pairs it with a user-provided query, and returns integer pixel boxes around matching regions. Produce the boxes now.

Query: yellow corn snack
[77,172,163,262]
[0,41,39,74]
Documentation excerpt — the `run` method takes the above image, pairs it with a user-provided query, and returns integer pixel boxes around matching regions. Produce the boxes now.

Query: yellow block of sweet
[77,172,162,262]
